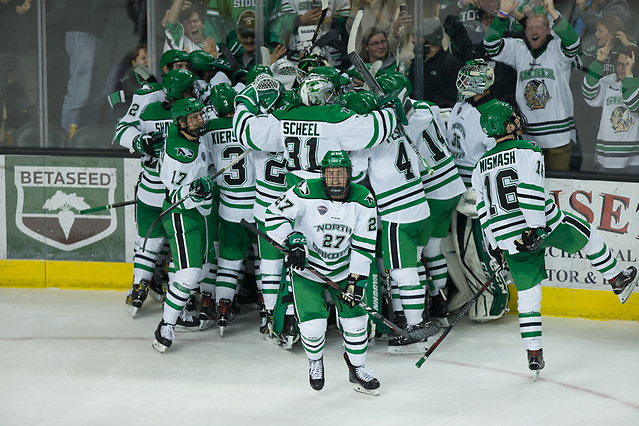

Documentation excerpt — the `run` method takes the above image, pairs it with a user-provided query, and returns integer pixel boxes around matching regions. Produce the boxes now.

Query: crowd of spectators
[0,0,638,172]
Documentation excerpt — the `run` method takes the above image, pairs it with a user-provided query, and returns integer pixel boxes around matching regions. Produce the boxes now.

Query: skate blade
[263,333,283,346]
[387,342,429,355]
[219,325,225,337]
[282,335,294,350]
[352,384,380,396]
[175,323,200,332]
[148,291,163,302]
[618,281,637,304]
[152,340,168,353]
[532,370,540,382]
[129,306,140,317]
[434,317,449,328]
[199,319,217,331]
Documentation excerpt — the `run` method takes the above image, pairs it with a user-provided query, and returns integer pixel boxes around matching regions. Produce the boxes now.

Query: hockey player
[117,69,198,317]
[265,150,381,395]
[444,59,511,324]
[484,0,580,171]
[205,82,259,335]
[153,97,217,353]
[472,101,638,378]
[348,76,441,354]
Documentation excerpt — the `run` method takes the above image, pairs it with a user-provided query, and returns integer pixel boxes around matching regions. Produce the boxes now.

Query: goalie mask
[299,75,335,106]
[272,57,298,90]
[253,73,283,113]
[247,64,274,85]
[456,59,495,100]
[321,150,352,200]
[171,97,208,137]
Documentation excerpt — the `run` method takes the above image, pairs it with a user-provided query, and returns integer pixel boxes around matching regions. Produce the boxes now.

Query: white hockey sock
[340,315,368,367]
[299,318,327,361]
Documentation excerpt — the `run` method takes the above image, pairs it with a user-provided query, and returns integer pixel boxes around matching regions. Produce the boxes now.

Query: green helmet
[160,49,190,75]
[336,90,377,115]
[171,97,204,122]
[162,69,195,101]
[299,75,335,106]
[376,72,412,95]
[321,150,352,199]
[189,50,216,73]
[456,59,495,100]
[246,65,273,85]
[308,66,350,91]
[480,101,515,138]
[210,83,236,117]
[277,89,301,110]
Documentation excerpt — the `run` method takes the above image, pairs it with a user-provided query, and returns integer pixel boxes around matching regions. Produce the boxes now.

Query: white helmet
[299,75,335,106]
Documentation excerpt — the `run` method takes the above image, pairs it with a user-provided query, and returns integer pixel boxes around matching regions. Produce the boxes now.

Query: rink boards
[0,155,637,321]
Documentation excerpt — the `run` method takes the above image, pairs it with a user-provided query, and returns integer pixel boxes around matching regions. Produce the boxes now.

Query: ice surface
[1,288,638,425]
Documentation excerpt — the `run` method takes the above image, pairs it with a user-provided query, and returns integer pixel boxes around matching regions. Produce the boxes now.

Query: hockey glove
[342,274,366,308]
[488,244,506,266]
[377,87,411,125]
[285,232,307,271]
[189,176,215,202]
[235,85,260,115]
[514,227,551,252]
[456,188,478,218]
[133,132,164,157]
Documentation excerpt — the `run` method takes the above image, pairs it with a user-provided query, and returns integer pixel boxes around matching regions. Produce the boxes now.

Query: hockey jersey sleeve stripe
[483,17,508,56]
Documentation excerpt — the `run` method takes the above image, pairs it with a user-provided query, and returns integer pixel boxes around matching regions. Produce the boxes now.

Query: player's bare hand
[300,8,323,26]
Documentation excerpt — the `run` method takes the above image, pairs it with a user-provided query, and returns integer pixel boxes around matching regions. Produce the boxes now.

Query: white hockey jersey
[582,68,639,169]
[265,178,377,283]
[484,17,580,149]
[446,97,498,186]
[471,139,563,254]
[205,117,256,223]
[405,101,465,200]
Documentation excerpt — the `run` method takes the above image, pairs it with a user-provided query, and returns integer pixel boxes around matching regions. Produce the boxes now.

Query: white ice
[1,288,638,426]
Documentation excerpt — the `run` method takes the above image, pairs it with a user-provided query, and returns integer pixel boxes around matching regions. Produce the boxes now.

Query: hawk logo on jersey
[524,80,550,110]
[298,181,310,195]
[317,205,328,215]
[176,147,194,159]
[610,106,634,133]
[365,193,375,207]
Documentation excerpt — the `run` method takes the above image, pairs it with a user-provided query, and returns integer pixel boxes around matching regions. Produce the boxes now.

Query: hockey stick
[348,7,433,175]
[240,219,435,340]
[310,0,330,47]
[79,199,136,214]
[415,262,506,368]
[141,148,252,251]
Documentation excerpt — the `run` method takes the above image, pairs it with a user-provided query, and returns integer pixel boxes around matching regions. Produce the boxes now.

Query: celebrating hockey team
[103,0,639,393]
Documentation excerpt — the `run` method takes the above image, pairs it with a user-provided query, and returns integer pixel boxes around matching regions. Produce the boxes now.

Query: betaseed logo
[15,166,118,251]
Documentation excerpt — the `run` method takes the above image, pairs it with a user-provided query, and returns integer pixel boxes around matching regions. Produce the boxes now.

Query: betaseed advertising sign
[3,156,127,261]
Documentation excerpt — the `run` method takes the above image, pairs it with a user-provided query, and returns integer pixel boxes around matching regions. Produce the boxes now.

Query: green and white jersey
[114,83,167,207]
[134,101,173,208]
[253,150,288,222]
[160,125,214,217]
[582,60,639,169]
[205,116,255,223]
[446,96,498,186]
[406,100,465,200]
[234,103,397,182]
[484,17,580,148]
[471,139,563,254]
[265,178,377,283]
[351,129,429,224]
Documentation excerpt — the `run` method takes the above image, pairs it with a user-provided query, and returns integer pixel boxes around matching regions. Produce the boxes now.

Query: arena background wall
[0,155,637,321]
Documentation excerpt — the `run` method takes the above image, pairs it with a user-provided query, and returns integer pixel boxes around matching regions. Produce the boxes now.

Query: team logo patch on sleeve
[317,205,328,215]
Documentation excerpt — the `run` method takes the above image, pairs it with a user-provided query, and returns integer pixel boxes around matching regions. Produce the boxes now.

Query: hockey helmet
[160,49,190,76]
[336,90,377,115]
[480,101,516,138]
[247,65,274,85]
[171,97,207,136]
[299,75,335,106]
[210,83,236,117]
[162,69,196,101]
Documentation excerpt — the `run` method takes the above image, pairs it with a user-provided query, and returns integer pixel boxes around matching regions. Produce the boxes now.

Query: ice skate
[185,294,197,313]
[609,266,637,304]
[392,311,407,332]
[152,320,175,353]
[257,291,268,332]
[343,353,380,396]
[128,280,150,317]
[217,298,234,336]
[149,269,168,302]
[387,320,440,355]
[429,292,449,328]
[175,307,200,332]
[280,314,300,350]
[527,349,545,381]
[309,357,325,392]
[198,292,217,331]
